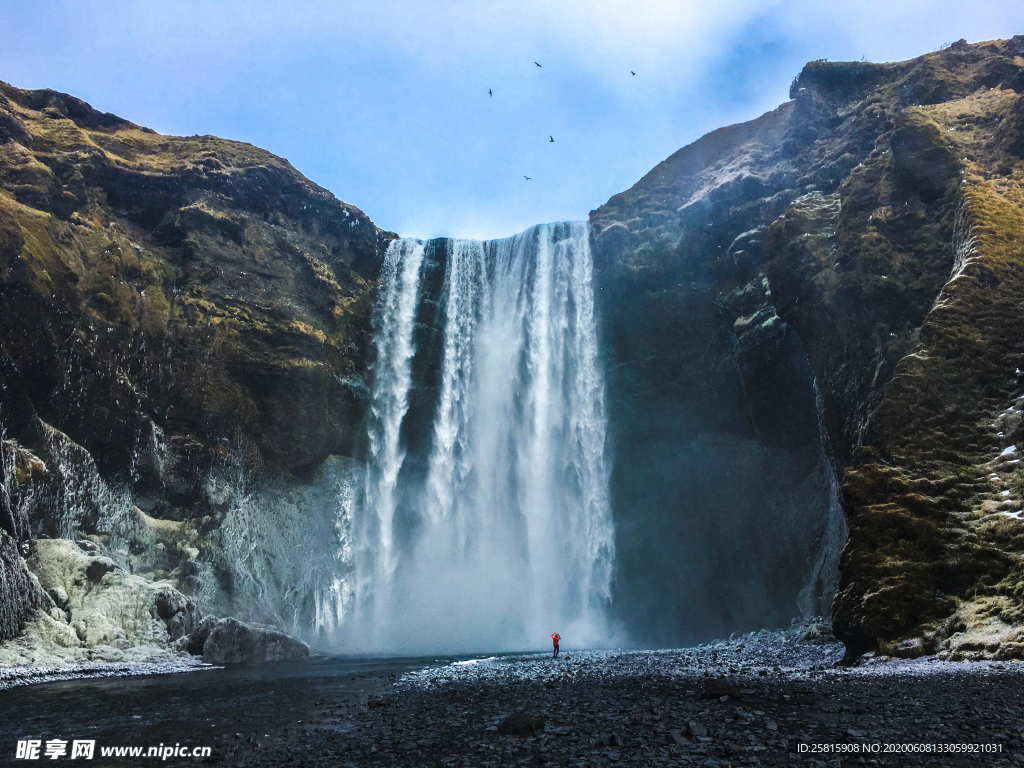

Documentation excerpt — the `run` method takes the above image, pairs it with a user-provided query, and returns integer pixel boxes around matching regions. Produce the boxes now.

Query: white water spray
[350,222,615,652]
[356,238,426,645]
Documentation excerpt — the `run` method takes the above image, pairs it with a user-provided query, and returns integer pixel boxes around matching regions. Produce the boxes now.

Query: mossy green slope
[0,81,392,476]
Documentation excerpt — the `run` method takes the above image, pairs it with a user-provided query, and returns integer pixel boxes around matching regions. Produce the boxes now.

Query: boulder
[193,617,309,665]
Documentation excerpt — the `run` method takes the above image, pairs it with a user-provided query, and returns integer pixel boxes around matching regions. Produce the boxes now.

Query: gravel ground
[211,624,1024,767]
[5,624,1023,766]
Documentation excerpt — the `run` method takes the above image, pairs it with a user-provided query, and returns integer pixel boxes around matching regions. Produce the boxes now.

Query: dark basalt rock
[591,36,1024,659]
[591,100,836,644]
[191,616,309,665]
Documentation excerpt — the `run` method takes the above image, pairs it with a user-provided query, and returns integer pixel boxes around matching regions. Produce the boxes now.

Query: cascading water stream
[796,376,848,617]
[356,238,427,646]
[349,221,615,652]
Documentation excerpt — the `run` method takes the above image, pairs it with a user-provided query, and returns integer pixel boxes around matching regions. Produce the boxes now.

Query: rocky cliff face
[591,99,845,644]
[0,81,390,650]
[591,37,1024,658]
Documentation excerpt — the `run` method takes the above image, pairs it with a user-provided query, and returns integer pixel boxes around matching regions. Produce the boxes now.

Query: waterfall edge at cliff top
[345,220,616,653]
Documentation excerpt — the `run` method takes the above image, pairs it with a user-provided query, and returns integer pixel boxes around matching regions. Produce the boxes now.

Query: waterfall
[349,221,615,652]
[796,376,848,617]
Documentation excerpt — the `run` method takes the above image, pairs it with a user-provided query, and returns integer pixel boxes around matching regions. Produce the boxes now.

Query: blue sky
[2,1,1022,238]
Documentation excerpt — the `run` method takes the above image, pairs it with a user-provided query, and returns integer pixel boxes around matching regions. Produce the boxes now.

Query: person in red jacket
[550,632,561,658]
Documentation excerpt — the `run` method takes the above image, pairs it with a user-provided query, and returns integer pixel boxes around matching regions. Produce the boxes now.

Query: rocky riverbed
[4,623,1024,766]
[164,624,1022,767]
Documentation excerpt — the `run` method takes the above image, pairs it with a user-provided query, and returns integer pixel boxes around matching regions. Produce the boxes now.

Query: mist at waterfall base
[339,222,616,654]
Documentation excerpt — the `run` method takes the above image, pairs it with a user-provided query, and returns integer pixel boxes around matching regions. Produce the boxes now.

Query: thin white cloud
[2,1,1022,237]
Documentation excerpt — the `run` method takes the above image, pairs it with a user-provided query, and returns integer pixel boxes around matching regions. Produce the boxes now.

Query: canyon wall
[591,36,1024,658]
[0,80,389,649]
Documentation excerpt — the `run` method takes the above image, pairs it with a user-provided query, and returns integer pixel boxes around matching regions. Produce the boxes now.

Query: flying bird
[549,135,555,143]
[534,60,543,68]
[523,175,532,180]
[488,88,493,97]
[630,70,637,76]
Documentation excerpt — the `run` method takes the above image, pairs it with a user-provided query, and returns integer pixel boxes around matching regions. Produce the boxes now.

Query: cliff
[0,81,389,647]
[591,37,1024,658]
